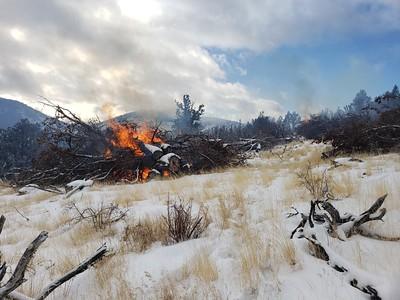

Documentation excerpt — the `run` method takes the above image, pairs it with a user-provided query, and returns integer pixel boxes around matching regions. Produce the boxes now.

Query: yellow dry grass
[216,196,232,229]
[189,249,219,283]
[122,216,168,253]
[280,239,297,266]
[238,227,270,287]
[65,221,117,248]
[233,169,252,189]
[33,212,70,233]
[331,172,358,198]
[49,253,77,279]
[95,255,135,299]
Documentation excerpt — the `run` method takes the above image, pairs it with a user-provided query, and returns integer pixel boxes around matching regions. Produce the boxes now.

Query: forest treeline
[1,85,399,176]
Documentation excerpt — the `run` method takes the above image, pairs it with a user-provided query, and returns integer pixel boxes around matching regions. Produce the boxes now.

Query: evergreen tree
[173,95,205,135]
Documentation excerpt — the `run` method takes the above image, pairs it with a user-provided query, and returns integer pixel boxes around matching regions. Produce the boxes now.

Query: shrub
[296,162,334,200]
[163,199,209,243]
[70,202,128,231]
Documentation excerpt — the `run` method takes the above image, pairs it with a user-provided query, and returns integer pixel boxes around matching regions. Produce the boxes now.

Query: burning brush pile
[7,104,244,188]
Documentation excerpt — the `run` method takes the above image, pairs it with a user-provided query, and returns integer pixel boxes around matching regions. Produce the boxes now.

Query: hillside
[1,142,399,299]
[112,110,238,130]
[0,97,47,128]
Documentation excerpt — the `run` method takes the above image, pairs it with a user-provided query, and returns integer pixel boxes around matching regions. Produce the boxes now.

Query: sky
[0,0,399,121]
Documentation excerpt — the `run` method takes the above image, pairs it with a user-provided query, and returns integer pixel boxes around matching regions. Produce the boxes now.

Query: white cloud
[0,0,399,120]
[9,28,26,42]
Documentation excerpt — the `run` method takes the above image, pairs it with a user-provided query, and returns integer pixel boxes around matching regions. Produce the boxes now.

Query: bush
[70,202,128,231]
[163,199,209,243]
[296,162,334,200]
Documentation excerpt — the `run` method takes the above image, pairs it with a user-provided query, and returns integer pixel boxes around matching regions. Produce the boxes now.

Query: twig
[13,207,30,221]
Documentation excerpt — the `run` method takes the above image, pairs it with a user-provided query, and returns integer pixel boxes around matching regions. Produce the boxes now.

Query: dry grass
[122,216,168,252]
[203,178,218,190]
[33,212,70,232]
[65,221,117,247]
[332,172,358,198]
[259,169,275,186]
[16,273,46,298]
[360,177,400,211]
[231,188,246,213]
[114,191,145,207]
[189,249,219,283]
[95,255,135,299]
[12,191,55,210]
[296,162,333,200]
[273,236,297,267]
[233,169,252,189]
[281,173,307,207]
[238,227,270,287]
[0,186,13,196]
[201,188,224,203]
[49,253,77,279]
[268,223,299,272]
[217,196,232,229]
[156,277,179,300]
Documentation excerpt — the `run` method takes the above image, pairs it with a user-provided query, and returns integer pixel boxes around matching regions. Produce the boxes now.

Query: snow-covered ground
[1,142,399,299]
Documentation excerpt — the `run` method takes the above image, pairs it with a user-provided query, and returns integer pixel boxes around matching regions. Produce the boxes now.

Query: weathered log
[0,231,48,297]
[35,244,107,300]
[289,196,393,299]
[0,214,108,300]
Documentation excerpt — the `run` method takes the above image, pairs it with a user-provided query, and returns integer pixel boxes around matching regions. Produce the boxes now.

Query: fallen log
[289,195,396,299]
[0,214,107,300]
[35,244,107,300]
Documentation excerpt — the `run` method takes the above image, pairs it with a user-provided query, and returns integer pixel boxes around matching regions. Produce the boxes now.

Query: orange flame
[162,170,170,177]
[104,148,112,159]
[109,121,144,156]
[141,167,152,181]
[108,122,163,156]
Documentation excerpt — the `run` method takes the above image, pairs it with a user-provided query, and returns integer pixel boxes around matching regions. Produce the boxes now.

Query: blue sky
[211,30,400,115]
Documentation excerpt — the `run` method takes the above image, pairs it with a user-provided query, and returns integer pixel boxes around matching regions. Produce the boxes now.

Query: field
[1,142,399,299]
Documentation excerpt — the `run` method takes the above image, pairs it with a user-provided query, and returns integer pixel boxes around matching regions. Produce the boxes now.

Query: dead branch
[69,202,128,230]
[35,244,107,300]
[0,231,48,297]
[0,214,108,300]
[0,215,5,235]
[289,195,393,299]
[13,207,30,222]
[346,194,387,237]
[305,235,381,299]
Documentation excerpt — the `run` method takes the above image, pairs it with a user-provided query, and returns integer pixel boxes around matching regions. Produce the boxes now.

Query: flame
[141,167,151,181]
[109,121,144,156]
[108,121,163,156]
[101,103,165,184]
[162,170,170,177]
[104,148,112,159]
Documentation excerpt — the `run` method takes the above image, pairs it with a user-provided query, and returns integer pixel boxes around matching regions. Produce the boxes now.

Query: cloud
[0,0,399,120]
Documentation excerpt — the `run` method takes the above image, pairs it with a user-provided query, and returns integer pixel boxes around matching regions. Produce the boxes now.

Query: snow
[18,184,40,195]
[0,141,399,299]
[65,179,94,198]
[159,153,181,165]
[160,143,171,150]
[144,143,162,154]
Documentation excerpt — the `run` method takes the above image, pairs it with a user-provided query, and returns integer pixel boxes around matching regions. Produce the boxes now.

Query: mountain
[0,97,47,128]
[110,110,238,130]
